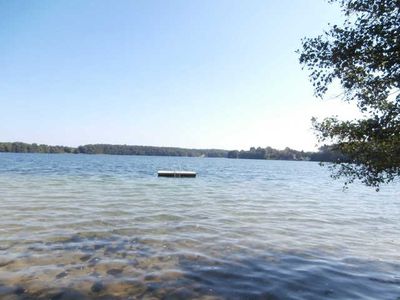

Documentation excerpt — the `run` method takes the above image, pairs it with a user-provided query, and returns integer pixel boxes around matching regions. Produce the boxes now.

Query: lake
[0,153,399,299]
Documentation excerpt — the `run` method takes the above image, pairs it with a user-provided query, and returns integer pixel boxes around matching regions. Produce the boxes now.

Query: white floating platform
[158,170,197,178]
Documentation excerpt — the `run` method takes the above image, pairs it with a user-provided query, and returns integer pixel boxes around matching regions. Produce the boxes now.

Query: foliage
[227,146,344,162]
[77,144,227,157]
[0,142,75,154]
[0,142,226,158]
[299,0,400,189]
[0,142,344,162]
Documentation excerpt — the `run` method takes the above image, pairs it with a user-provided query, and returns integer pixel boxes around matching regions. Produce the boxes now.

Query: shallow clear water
[0,153,399,299]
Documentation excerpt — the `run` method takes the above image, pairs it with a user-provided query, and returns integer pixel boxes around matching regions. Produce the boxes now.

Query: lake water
[0,153,399,299]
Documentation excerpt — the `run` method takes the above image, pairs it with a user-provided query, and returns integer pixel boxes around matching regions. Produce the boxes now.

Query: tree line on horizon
[227,145,345,162]
[0,142,345,163]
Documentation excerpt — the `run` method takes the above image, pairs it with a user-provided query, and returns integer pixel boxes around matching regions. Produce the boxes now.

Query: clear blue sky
[0,0,349,151]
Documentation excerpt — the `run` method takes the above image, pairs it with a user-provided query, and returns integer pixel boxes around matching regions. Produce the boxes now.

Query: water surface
[0,153,399,299]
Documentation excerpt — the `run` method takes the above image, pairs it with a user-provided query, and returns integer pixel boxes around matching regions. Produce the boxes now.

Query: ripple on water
[0,154,399,299]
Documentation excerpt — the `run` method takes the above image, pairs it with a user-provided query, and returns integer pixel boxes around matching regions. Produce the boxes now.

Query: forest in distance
[0,142,345,163]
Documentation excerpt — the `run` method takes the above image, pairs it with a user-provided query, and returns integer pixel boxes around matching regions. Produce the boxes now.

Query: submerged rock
[91,281,104,293]
[50,289,89,300]
[80,254,92,262]
[55,271,68,279]
[87,257,101,267]
[106,268,123,276]
[14,286,25,295]
[0,260,14,268]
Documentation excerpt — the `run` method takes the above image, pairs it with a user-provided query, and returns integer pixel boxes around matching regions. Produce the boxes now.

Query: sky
[0,0,360,151]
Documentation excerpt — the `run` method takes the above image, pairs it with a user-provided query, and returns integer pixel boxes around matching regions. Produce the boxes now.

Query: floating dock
[158,170,197,178]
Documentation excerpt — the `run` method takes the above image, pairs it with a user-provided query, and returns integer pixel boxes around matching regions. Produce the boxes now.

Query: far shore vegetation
[0,142,345,163]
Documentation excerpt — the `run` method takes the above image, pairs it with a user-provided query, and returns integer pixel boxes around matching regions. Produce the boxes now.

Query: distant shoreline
[0,142,344,163]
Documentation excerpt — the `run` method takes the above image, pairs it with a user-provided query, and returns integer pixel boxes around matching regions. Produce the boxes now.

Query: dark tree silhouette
[299,0,400,189]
